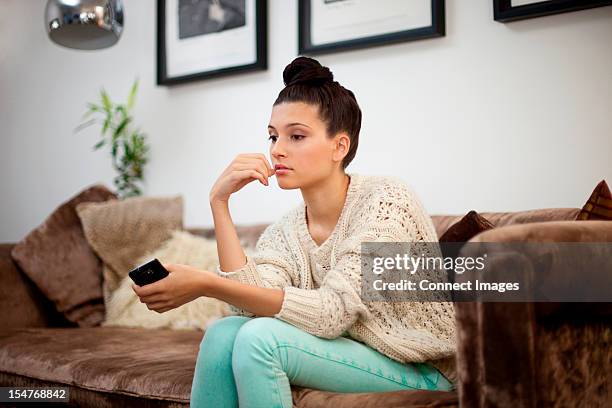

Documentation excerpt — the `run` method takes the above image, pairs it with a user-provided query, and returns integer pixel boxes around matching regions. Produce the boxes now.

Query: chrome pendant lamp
[45,0,124,50]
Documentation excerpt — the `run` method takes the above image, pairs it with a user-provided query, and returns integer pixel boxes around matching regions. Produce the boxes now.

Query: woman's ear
[332,133,350,162]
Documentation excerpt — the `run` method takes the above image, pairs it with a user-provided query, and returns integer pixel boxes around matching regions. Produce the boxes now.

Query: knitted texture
[214,173,458,385]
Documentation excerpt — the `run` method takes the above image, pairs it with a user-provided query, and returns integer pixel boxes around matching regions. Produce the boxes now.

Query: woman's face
[268,102,345,190]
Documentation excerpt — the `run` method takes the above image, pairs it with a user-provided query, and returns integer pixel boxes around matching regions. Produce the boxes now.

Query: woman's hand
[210,153,275,203]
[131,263,218,314]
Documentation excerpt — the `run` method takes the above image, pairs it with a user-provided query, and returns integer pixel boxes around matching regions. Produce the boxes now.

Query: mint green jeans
[190,316,453,408]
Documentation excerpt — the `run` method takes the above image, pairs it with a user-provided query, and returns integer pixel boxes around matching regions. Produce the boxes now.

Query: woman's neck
[301,172,350,230]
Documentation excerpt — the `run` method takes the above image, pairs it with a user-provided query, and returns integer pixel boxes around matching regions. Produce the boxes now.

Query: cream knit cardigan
[215,173,457,385]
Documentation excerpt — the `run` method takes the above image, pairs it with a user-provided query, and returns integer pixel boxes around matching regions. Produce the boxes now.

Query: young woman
[132,56,457,408]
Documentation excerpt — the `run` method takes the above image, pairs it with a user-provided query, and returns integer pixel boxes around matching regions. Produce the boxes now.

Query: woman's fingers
[212,154,272,202]
[235,169,267,186]
[232,159,270,185]
[132,283,161,297]
[237,153,274,177]
[147,302,171,313]
[234,156,270,178]
[139,294,166,303]
[231,164,266,185]
[255,154,275,176]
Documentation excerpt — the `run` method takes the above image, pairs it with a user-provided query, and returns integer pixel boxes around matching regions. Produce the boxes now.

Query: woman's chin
[277,181,293,190]
[275,175,298,189]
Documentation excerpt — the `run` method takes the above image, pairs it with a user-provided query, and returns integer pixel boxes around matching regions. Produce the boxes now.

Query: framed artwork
[157,0,267,85]
[298,0,445,56]
[493,0,612,22]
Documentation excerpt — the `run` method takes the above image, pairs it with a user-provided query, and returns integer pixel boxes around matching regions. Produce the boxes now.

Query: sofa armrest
[0,244,69,329]
[470,220,612,318]
[454,220,612,407]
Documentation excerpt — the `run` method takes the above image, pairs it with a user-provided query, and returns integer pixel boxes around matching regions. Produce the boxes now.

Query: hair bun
[283,56,334,87]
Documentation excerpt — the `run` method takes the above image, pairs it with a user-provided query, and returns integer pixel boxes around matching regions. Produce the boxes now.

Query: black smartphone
[129,258,169,286]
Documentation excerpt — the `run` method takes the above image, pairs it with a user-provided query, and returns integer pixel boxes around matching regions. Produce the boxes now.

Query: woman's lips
[275,168,291,175]
[274,164,291,175]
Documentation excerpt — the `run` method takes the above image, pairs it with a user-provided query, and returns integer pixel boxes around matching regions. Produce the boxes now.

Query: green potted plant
[75,79,150,199]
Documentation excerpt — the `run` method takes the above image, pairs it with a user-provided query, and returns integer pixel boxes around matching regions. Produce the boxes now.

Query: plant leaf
[123,140,133,161]
[113,117,131,140]
[127,79,139,110]
[81,103,101,119]
[100,88,112,112]
[115,104,126,116]
[82,82,148,201]
[74,118,97,133]
[102,117,111,136]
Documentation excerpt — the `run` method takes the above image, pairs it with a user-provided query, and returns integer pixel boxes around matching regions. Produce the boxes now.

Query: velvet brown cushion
[10,184,117,327]
[1,244,71,329]
[0,327,199,403]
[437,210,495,280]
[76,196,183,306]
[438,210,495,243]
[577,180,612,221]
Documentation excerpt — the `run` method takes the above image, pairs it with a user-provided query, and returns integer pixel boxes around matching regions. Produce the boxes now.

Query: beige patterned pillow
[102,230,249,330]
[75,196,183,308]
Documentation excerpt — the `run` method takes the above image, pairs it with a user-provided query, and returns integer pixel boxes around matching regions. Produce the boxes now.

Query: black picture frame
[298,0,445,56]
[493,0,612,22]
[157,0,268,86]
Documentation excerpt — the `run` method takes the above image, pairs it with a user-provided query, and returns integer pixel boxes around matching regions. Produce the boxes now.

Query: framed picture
[298,0,445,56]
[493,0,612,22]
[157,0,267,86]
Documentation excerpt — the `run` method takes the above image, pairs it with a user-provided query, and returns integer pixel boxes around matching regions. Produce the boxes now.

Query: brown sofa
[1,207,610,407]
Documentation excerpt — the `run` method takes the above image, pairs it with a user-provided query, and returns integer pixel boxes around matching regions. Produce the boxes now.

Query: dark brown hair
[273,56,361,170]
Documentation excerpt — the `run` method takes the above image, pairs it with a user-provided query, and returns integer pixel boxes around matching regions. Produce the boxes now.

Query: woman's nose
[270,137,286,157]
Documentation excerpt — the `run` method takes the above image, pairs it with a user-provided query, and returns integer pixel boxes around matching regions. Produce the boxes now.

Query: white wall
[1,0,611,243]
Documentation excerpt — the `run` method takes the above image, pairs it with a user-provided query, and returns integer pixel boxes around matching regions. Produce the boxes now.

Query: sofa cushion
[439,210,495,243]
[0,327,459,407]
[431,208,580,238]
[10,184,117,328]
[0,327,198,403]
[76,196,183,307]
[0,244,71,329]
[103,230,234,331]
[577,179,612,221]
[438,210,495,262]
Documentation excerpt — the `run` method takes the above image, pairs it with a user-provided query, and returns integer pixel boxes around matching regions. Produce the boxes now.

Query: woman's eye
[268,135,304,142]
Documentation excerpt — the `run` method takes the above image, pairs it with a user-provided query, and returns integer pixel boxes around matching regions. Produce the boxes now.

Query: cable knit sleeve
[213,219,299,317]
[273,180,437,339]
